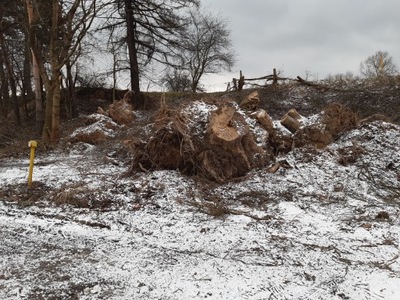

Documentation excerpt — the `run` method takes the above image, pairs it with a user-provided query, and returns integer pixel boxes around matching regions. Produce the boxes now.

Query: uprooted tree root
[322,102,358,138]
[291,103,357,149]
[129,98,271,183]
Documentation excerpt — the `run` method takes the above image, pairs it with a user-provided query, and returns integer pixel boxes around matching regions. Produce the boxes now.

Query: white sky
[200,0,400,91]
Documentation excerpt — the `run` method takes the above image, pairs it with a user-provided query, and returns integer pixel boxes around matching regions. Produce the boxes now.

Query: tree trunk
[0,30,21,125]
[65,60,77,118]
[112,48,117,102]
[23,37,34,119]
[0,52,9,118]
[42,88,53,141]
[51,73,61,142]
[280,114,301,134]
[46,0,61,144]
[239,90,260,110]
[191,79,199,93]
[124,0,143,107]
[26,0,44,133]
[255,109,274,136]
[33,52,44,130]
[203,105,264,182]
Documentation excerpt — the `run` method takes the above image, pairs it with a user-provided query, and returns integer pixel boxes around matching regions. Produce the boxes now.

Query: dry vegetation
[1,78,399,182]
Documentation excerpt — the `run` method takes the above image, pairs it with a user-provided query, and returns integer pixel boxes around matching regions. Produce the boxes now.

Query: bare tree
[26,0,44,131]
[360,50,398,78]
[0,0,24,125]
[162,68,191,92]
[100,0,199,105]
[176,9,235,93]
[26,0,97,143]
[0,27,21,125]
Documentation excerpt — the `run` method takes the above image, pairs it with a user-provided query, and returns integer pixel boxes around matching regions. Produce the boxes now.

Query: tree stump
[240,91,260,110]
[201,104,267,182]
[129,100,271,183]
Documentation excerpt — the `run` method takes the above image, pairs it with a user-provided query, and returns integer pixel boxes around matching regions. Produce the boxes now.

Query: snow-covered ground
[0,119,399,299]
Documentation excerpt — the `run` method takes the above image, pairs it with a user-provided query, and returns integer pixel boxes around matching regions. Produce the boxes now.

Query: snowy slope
[0,120,399,300]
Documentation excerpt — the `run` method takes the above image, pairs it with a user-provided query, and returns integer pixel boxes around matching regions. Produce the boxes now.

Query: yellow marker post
[28,140,38,187]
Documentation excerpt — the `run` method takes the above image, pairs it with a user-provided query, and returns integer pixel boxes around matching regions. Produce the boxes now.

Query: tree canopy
[99,0,200,104]
[0,0,238,144]
[360,50,398,78]
[172,9,235,92]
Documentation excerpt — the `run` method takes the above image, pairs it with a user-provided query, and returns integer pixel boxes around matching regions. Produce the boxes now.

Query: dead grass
[234,191,272,208]
[0,182,49,207]
[191,200,232,218]
[52,184,112,209]
[0,121,43,158]
[108,98,134,125]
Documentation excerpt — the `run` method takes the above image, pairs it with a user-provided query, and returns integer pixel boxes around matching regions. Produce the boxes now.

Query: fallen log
[280,114,301,133]
[287,108,302,120]
[296,76,328,90]
[255,109,274,136]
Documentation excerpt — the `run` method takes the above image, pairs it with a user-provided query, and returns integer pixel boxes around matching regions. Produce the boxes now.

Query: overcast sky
[200,0,400,91]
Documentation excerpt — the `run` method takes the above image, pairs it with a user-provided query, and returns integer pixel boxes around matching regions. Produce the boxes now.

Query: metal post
[28,140,38,186]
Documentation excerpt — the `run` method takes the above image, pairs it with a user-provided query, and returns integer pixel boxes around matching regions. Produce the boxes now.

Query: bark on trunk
[26,0,44,133]
[0,46,9,117]
[124,0,143,107]
[0,30,21,125]
[65,61,77,118]
[51,74,61,142]
[23,37,34,119]
[32,51,44,131]
[48,0,61,143]
[42,88,53,141]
